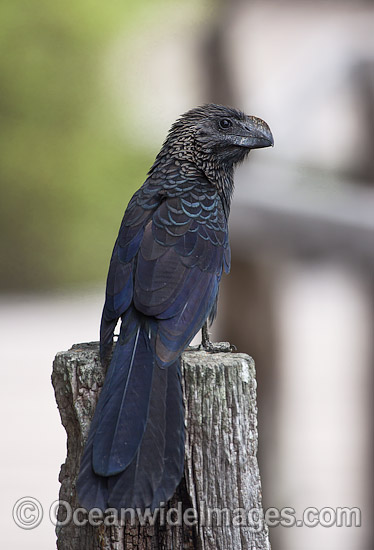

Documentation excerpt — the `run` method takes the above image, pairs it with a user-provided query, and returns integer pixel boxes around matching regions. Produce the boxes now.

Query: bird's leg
[201,321,212,349]
[187,322,236,353]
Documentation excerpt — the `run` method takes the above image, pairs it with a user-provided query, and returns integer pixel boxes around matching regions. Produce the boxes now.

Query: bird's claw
[186,322,236,353]
[199,340,236,353]
[186,341,236,353]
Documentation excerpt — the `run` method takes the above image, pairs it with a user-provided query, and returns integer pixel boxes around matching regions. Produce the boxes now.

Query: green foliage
[0,0,162,289]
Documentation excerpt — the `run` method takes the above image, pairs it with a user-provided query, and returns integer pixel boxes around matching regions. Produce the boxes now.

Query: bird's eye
[219,118,233,130]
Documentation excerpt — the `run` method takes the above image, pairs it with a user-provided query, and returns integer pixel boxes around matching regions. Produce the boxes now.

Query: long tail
[76,311,185,511]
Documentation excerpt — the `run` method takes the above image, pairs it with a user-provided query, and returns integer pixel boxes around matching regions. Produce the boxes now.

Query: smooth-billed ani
[77,104,273,512]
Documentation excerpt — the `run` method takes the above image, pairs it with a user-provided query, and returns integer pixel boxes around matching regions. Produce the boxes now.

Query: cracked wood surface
[52,342,270,550]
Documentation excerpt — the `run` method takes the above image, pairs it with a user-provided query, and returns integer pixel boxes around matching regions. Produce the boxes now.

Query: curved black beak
[233,116,274,149]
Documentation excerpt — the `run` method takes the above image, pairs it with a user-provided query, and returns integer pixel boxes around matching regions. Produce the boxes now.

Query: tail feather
[107,360,168,509]
[76,457,108,511]
[151,360,185,509]
[93,325,154,476]
[77,312,185,512]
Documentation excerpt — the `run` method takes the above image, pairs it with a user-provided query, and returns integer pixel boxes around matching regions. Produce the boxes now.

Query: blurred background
[1,0,373,548]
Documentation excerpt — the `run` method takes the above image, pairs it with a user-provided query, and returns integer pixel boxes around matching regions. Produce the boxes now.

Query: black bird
[77,104,273,512]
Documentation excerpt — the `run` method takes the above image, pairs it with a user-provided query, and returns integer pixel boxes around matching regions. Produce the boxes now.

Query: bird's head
[167,104,273,168]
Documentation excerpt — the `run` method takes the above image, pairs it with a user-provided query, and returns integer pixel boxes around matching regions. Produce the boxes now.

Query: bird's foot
[199,340,236,353]
[187,323,236,353]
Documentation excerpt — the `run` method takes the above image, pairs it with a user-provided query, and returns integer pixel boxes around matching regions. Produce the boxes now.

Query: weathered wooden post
[52,342,270,549]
